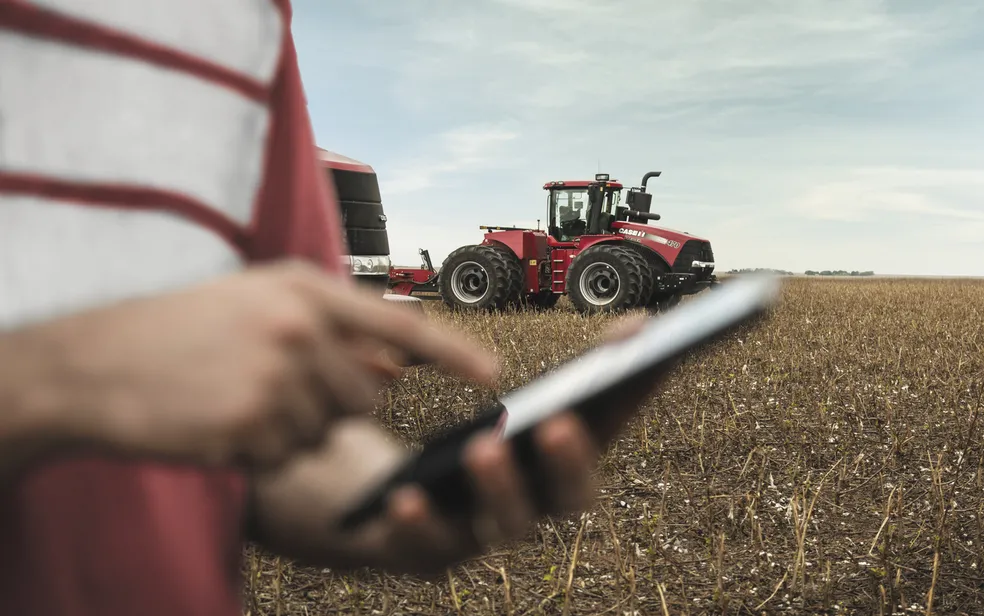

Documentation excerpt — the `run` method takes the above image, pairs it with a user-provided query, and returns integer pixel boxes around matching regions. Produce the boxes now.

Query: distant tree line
[804,270,875,277]
[727,268,795,275]
[726,268,876,276]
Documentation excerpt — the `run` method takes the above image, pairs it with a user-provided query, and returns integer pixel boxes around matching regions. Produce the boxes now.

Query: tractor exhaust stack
[625,171,661,216]
[639,171,661,192]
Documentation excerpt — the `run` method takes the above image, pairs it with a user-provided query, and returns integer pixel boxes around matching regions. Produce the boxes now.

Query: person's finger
[534,414,598,513]
[462,432,535,541]
[290,272,498,384]
[380,345,432,369]
[240,413,292,469]
[383,485,469,575]
[334,309,496,385]
[280,371,330,449]
[344,339,406,381]
[373,352,406,381]
[311,334,384,417]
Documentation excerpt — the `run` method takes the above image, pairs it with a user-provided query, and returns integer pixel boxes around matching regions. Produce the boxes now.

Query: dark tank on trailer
[316,148,424,314]
[316,148,391,290]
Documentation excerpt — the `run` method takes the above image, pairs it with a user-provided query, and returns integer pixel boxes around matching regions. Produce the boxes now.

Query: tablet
[336,273,781,530]
[498,273,780,437]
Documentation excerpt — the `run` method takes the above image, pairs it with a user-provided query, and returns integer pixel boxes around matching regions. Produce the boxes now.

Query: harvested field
[244,277,984,615]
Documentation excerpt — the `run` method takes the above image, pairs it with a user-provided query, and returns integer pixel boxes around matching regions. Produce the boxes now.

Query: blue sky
[291,1,984,276]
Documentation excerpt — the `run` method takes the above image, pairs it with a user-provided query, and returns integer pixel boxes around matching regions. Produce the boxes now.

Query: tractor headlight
[341,255,392,276]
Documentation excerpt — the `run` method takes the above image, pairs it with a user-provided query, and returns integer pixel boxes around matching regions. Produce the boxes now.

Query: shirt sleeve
[247,21,349,278]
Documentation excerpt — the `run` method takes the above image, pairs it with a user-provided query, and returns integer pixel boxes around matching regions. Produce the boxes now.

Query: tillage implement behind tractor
[387,172,718,314]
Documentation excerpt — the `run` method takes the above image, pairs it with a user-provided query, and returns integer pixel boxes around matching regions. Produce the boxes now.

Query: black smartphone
[336,273,782,530]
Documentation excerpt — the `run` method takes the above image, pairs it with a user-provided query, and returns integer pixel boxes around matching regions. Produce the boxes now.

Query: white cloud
[791,168,984,223]
[378,124,520,195]
[950,221,984,246]
[384,0,963,120]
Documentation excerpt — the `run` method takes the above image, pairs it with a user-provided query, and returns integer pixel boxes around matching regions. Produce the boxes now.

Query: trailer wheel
[566,244,653,315]
[439,244,523,311]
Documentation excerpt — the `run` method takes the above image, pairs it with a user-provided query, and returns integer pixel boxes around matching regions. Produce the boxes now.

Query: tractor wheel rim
[450,261,489,303]
[579,262,620,306]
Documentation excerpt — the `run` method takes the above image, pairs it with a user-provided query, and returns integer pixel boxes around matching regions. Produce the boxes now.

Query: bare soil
[243,277,984,615]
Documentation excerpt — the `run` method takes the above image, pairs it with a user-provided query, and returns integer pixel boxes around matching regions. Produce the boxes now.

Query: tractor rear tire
[566,244,654,315]
[439,244,523,311]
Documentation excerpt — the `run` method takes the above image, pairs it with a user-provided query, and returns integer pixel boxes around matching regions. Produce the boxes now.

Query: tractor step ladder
[551,252,571,290]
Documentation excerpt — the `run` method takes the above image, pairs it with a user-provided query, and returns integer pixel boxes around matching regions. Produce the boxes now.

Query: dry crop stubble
[243,277,984,615]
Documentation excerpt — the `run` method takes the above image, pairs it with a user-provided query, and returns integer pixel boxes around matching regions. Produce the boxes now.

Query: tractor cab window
[550,189,590,241]
[595,188,622,231]
[607,190,621,214]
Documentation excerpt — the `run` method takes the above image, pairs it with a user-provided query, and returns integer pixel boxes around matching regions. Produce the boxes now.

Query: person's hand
[12,260,497,470]
[273,314,668,576]
[374,315,667,574]
[368,412,602,575]
[246,414,605,576]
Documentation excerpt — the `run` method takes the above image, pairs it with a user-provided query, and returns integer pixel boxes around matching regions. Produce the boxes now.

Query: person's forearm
[0,328,76,481]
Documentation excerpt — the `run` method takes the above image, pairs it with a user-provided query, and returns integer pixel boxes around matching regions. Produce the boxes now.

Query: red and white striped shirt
[0,1,346,614]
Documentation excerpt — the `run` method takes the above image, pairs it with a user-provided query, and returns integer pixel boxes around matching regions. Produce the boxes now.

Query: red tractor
[387,172,717,314]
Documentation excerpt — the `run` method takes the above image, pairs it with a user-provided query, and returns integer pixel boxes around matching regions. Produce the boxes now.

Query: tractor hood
[614,221,710,246]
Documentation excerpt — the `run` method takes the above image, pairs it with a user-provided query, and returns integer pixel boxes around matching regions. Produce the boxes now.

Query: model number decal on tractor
[618,228,681,249]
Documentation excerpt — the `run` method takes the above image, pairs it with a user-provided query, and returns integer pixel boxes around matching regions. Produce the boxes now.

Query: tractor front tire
[566,244,654,315]
[633,248,680,313]
[439,244,523,311]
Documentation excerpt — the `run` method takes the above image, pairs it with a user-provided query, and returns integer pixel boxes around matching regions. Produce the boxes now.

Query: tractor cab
[545,172,666,243]
[544,175,624,242]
